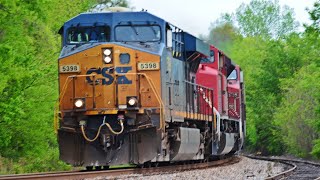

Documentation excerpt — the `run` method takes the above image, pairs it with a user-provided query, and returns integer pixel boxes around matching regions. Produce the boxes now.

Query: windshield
[115,25,161,42]
[67,26,110,44]
[227,69,237,80]
[201,50,215,63]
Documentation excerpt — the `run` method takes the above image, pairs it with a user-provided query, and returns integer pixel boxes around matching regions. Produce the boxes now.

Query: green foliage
[275,64,320,157]
[225,34,285,154]
[312,139,320,158]
[95,0,129,7]
[0,0,128,174]
[235,0,298,38]
[207,0,320,158]
[0,0,319,175]
[0,149,70,174]
[305,0,320,34]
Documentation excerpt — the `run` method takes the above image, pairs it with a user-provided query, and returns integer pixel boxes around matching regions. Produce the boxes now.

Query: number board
[60,65,81,73]
[137,62,160,71]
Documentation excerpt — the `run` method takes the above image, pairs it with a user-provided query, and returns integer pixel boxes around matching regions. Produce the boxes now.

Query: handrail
[184,80,213,90]
[53,102,60,134]
[60,75,95,104]
[54,74,95,134]
[185,80,214,122]
[54,73,165,133]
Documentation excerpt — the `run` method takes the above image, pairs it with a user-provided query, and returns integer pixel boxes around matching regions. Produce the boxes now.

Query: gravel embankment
[89,156,287,180]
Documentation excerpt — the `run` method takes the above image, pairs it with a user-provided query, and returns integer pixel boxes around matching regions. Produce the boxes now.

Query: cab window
[201,50,215,63]
[227,69,237,80]
[115,25,161,42]
[67,26,110,44]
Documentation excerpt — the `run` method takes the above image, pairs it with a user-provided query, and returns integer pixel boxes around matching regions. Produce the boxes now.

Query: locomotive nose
[58,44,162,113]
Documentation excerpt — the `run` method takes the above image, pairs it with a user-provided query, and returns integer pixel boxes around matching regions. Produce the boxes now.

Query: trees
[0,0,94,173]
[208,0,299,41]
[228,0,299,154]
[305,0,320,34]
[207,0,320,157]
[275,64,320,157]
[240,0,320,157]
[235,0,298,38]
[275,0,320,158]
[0,0,128,174]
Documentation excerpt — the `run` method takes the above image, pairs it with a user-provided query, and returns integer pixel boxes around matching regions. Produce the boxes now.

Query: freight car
[55,9,246,169]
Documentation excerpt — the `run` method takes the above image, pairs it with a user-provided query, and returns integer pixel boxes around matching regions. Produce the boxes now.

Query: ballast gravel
[88,156,287,180]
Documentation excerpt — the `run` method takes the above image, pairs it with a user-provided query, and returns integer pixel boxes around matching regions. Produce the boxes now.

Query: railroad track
[245,155,320,180]
[0,156,240,180]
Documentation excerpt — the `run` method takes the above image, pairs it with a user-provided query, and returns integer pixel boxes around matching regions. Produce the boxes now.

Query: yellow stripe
[172,111,212,121]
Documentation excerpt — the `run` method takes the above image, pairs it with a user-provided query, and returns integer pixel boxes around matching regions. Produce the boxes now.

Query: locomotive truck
[55,9,246,169]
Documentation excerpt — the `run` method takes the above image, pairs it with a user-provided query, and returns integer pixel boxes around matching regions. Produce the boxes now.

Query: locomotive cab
[57,12,166,166]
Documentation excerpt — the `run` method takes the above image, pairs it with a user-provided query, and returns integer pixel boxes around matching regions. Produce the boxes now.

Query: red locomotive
[196,45,245,155]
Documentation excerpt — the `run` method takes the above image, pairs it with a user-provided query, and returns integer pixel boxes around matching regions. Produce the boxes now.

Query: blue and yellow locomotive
[56,9,245,168]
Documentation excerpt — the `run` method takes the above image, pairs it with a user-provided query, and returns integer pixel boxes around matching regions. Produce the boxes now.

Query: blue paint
[101,67,115,85]
[115,67,132,84]
[61,12,166,46]
[86,66,132,85]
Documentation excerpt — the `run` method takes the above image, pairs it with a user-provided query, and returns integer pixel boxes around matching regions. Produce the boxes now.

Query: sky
[129,0,316,37]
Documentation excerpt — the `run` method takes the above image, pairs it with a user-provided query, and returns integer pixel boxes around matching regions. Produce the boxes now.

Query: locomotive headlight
[103,49,112,56]
[102,48,112,64]
[75,99,84,108]
[128,97,137,106]
[104,56,112,64]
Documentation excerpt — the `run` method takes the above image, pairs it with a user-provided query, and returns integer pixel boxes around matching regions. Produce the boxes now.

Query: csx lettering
[86,67,132,85]
[115,67,132,84]
[86,67,114,85]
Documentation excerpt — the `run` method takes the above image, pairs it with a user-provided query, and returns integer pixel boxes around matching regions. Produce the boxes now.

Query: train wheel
[103,166,109,170]
[95,166,102,170]
[86,166,93,171]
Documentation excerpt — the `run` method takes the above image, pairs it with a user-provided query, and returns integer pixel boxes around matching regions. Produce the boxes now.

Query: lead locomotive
[56,9,246,168]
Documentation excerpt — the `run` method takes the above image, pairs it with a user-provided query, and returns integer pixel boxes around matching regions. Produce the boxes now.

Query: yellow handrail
[144,75,165,131]
[58,74,95,104]
[54,74,95,134]
[53,102,60,134]
[54,73,165,133]
[53,77,72,134]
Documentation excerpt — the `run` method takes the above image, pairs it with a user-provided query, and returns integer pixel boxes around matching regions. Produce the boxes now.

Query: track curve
[0,156,240,180]
[245,155,320,180]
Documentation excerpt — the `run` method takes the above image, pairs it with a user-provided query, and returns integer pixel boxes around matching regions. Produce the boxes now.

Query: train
[55,8,246,169]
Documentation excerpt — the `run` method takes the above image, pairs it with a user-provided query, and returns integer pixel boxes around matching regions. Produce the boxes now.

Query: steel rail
[245,154,320,180]
[0,156,240,180]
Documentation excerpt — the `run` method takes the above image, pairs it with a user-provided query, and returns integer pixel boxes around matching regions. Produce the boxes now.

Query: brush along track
[0,156,240,180]
[246,155,320,180]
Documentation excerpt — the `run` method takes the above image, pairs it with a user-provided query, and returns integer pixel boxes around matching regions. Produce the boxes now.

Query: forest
[0,0,319,174]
